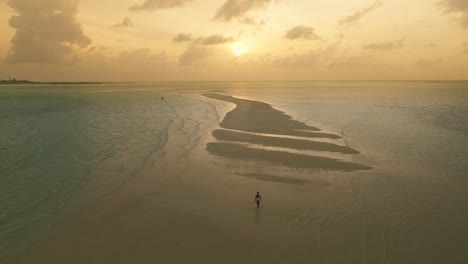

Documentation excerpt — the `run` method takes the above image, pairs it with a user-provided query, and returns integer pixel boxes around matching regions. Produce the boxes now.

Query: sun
[231,43,245,57]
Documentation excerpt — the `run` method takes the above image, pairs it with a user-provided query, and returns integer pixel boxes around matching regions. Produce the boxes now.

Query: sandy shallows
[203,93,341,139]
[212,129,359,154]
[203,93,371,172]
[207,143,371,171]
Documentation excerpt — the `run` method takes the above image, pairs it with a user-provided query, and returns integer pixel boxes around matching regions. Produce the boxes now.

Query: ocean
[1,82,467,263]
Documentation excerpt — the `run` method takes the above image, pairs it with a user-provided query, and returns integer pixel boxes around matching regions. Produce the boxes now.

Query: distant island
[0,77,101,85]
[0,77,38,84]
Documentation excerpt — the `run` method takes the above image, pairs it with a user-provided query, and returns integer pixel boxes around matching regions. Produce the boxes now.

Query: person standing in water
[255,192,262,209]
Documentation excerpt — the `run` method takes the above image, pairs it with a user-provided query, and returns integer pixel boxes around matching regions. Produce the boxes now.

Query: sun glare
[231,44,245,57]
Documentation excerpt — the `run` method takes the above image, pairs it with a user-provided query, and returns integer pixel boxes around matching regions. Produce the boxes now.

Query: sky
[0,0,467,81]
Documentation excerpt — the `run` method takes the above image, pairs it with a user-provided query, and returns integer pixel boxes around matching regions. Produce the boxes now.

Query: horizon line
[2,79,468,84]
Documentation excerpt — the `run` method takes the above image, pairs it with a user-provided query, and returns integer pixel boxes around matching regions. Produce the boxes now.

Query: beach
[203,93,370,173]
[1,82,467,264]
[17,91,373,264]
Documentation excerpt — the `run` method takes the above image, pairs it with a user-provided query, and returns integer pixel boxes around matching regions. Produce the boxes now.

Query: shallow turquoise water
[0,84,176,262]
[1,82,467,263]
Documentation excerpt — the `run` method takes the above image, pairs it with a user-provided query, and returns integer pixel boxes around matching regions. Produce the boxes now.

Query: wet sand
[207,143,371,171]
[204,93,370,172]
[203,93,340,139]
[17,93,372,264]
[212,129,359,154]
[17,196,312,264]
[235,173,324,186]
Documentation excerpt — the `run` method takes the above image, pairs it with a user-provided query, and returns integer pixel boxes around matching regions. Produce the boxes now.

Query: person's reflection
[255,206,261,227]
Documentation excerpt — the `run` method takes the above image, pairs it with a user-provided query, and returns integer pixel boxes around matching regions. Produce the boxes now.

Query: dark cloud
[173,33,192,43]
[113,16,134,28]
[129,0,192,11]
[179,46,212,65]
[439,0,468,28]
[196,35,234,45]
[173,33,234,45]
[339,0,383,26]
[214,0,272,21]
[284,26,320,40]
[440,0,468,12]
[363,38,405,51]
[239,17,257,25]
[86,46,108,54]
[6,0,91,64]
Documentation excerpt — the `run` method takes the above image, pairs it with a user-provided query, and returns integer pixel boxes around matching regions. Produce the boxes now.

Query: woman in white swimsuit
[255,192,262,209]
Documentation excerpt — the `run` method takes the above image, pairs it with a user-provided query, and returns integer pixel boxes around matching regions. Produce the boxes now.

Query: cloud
[113,16,134,28]
[195,35,234,45]
[439,0,468,28]
[117,48,166,66]
[239,17,257,25]
[284,26,320,40]
[464,42,468,52]
[239,17,267,35]
[214,0,272,21]
[72,48,167,81]
[173,33,234,45]
[273,45,339,67]
[179,46,212,65]
[173,33,192,43]
[363,38,405,51]
[415,58,444,67]
[6,0,91,64]
[339,0,384,26]
[440,0,468,12]
[129,0,192,11]
[86,45,108,54]
[273,44,372,69]
[82,47,167,66]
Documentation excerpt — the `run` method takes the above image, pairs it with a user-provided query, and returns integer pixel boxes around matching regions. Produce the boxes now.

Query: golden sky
[0,0,467,81]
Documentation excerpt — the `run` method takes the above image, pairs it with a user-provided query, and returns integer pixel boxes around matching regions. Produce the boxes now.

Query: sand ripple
[203,93,371,178]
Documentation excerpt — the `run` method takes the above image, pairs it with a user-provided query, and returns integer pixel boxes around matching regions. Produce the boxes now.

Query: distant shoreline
[1,80,467,85]
[0,80,103,85]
